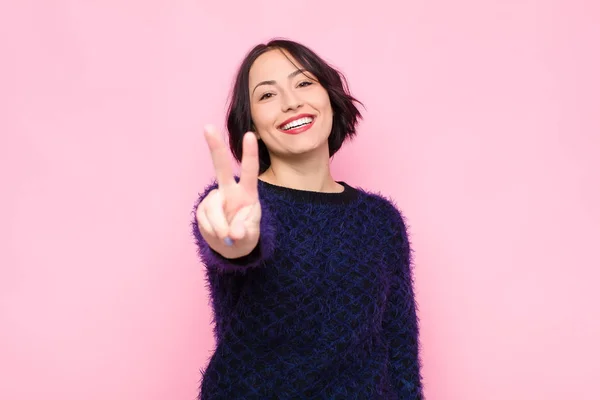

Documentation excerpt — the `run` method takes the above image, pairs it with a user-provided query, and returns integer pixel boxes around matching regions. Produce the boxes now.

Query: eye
[259,92,274,101]
[298,81,313,88]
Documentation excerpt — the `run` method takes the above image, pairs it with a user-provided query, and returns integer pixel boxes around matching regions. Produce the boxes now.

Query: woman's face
[248,49,333,161]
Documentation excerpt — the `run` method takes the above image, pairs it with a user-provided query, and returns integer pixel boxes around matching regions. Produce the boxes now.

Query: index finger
[204,125,235,190]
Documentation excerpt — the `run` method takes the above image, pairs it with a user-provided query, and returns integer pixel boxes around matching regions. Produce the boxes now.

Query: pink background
[1,1,599,399]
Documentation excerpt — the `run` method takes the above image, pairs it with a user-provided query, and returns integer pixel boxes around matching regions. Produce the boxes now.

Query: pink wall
[1,1,599,399]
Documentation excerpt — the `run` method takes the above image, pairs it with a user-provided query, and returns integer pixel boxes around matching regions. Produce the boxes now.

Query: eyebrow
[252,69,309,95]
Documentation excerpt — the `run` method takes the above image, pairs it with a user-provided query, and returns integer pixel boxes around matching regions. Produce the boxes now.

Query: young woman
[193,39,423,399]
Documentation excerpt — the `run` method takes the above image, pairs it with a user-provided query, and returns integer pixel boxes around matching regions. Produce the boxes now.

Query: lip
[278,113,315,129]
[277,113,316,135]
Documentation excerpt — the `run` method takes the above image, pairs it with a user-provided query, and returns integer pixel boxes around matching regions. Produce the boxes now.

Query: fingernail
[224,237,233,246]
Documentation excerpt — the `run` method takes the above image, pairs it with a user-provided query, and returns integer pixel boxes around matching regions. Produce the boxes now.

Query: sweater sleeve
[382,202,424,399]
[191,179,277,273]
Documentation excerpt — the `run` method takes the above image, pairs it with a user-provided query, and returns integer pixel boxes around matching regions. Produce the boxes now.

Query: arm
[191,179,277,273]
[382,203,424,399]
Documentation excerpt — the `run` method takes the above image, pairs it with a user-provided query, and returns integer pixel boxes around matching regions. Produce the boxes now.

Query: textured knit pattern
[191,179,423,399]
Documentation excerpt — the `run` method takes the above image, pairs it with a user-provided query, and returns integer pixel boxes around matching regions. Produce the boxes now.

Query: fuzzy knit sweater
[192,178,423,399]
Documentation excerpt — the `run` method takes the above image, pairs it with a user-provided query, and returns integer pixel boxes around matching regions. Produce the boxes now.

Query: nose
[280,90,303,112]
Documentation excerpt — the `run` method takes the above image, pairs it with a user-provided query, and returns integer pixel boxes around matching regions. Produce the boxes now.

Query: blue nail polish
[224,237,233,246]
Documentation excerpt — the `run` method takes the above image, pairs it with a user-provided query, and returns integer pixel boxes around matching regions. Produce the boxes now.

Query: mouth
[278,114,315,135]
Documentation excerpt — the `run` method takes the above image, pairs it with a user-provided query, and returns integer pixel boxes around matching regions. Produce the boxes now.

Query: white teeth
[281,117,313,131]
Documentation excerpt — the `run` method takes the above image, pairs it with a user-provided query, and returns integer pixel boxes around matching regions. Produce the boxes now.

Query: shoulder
[354,185,408,224]
[353,185,410,238]
[352,187,414,268]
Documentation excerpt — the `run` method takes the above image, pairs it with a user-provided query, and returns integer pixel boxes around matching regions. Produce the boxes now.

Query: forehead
[248,49,305,85]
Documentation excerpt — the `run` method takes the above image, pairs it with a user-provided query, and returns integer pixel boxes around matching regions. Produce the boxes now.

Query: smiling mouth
[279,116,315,131]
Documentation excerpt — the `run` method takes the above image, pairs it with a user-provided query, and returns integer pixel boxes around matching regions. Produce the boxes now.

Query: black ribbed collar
[258,179,360,205]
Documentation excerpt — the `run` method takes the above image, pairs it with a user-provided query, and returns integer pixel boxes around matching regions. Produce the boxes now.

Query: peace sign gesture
[195,125,262,259]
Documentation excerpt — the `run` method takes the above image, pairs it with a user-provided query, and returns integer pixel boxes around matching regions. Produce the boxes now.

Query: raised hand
[195,125,262,259]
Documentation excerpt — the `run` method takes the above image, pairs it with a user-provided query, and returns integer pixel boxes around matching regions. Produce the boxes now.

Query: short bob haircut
[226,38,363,174]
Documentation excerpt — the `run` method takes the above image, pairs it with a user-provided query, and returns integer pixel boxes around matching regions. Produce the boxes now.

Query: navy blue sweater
[192,179,423,399]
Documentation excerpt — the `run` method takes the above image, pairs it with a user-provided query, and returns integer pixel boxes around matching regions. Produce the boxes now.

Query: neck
[259,149,342,193]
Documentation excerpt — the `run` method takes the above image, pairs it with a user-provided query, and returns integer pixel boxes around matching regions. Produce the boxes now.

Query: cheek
[317,97,333,120]
[315,91,333,115]
[251,105,278,128]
